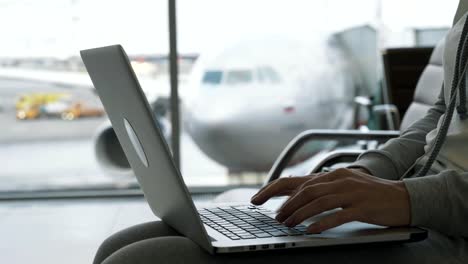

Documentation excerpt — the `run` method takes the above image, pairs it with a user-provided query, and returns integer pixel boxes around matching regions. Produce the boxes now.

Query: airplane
[181,26,378,173]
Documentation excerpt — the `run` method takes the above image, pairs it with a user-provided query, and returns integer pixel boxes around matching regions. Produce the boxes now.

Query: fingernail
[307,224,321,234]
[250,195,258,203]
[284,218,294,227]
[275,213,286,222]
[278,203,287,212]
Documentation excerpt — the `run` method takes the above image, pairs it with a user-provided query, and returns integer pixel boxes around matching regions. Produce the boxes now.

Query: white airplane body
[182,35,360,172]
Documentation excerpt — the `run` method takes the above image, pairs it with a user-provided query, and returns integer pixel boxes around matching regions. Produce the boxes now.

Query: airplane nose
[186,111,240,145]
[186,116,267,171]
[184,108,295,172]
[182,91,303,171]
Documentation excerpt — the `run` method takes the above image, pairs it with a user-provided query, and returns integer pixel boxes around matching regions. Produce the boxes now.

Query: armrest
[264,129,400,185]
[373,104,401,130]
[308,149,364,174]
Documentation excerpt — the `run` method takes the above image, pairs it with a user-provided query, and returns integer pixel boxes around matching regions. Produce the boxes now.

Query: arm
[253,166,468,237]
[349,87,468,236]
[349,88,446,180]
[254,88,468,236]
[404,170,468,237]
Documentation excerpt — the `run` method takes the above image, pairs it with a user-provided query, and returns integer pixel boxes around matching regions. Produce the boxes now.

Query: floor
[0,197,180,264]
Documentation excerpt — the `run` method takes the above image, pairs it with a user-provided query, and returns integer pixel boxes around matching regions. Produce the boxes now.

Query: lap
[94,221,179,264]
[95,221,468,264]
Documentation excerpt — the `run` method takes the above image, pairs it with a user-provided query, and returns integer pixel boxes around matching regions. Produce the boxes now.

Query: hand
[251,168,411,233]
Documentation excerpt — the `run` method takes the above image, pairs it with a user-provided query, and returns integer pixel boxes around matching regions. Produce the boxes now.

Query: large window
[0,0,459,194]
[0,0,170,192]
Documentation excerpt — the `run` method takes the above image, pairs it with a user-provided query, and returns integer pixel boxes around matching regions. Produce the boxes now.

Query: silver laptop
[80,45,427,254]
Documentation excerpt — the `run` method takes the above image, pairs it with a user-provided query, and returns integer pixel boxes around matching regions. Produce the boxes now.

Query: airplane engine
[93,122,133,177]
[94,97,171,178]
[93,105,171,178]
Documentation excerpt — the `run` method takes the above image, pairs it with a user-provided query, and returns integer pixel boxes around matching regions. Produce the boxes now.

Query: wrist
[351,167,372,176]
[394,181,411,225]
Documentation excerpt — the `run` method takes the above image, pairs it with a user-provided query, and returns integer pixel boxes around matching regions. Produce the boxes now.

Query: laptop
[80,45,427,254]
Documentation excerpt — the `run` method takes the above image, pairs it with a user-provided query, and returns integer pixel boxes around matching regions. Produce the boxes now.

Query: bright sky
[0,0,460,58]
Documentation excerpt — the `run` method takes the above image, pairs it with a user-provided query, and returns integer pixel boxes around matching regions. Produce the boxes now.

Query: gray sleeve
[403,170,468,237]
[348,89,446,180]
[453,0,468,25]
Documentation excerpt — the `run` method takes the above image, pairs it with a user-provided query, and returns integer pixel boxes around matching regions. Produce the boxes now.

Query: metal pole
[168,0,180,168]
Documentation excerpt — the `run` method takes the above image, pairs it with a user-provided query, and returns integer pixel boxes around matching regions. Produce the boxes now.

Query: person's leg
[96,221,468,264]
[93,221,179,264]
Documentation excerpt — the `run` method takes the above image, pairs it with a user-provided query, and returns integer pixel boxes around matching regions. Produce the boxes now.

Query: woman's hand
[251,168,411,233]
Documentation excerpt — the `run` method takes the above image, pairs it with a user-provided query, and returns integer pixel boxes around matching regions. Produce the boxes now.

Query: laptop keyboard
[198,205,308,240]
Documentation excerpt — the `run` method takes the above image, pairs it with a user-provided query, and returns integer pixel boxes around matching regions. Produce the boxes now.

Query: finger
[307,209,357,233]
[283,194,351,227]
[251,177,296,204]
[276,181,346,222]
[251,177,308,205]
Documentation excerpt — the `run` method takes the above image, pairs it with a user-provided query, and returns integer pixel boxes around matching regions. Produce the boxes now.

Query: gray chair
[215,38,445,203]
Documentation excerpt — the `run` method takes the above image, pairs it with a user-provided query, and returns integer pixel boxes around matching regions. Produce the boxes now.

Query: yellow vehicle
[15,93,70,120]
[61,102,105,121]
[16,104,41,120]
[15,93,68,110]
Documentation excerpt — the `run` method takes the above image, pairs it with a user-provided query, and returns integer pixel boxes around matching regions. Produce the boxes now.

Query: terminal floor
[0,197,211,264]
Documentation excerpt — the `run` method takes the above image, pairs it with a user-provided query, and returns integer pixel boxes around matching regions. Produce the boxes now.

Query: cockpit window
[257,67,281,83]
[202,71,223,84]
[225,70,253,85]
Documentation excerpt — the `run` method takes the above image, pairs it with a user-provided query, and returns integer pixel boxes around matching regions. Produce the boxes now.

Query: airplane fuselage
[183,36,357,172]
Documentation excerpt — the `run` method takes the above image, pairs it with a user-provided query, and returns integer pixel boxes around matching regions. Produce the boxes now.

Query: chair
[214,38,445,203]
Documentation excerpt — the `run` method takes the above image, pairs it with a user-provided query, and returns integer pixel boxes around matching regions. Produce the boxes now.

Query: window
[258,67,281,83]
[0,0,460,196]
[225,70,253,85]
[0,0,170,193]
[202,70,223,85]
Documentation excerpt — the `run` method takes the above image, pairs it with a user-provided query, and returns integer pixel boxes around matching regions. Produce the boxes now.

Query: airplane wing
[0,67,184,103]
[0,67,93,89]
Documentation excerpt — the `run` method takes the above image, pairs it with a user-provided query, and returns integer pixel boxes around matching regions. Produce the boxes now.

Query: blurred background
[0,0,458,194]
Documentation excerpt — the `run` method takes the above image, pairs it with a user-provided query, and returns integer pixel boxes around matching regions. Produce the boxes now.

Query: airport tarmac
[0,132,232,192]
[0,77,105,143]
[0,77,230,191]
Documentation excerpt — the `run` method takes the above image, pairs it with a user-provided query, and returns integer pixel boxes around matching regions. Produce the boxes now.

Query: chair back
[382,39,445,131]
[399,40,445,130]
